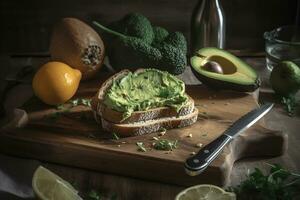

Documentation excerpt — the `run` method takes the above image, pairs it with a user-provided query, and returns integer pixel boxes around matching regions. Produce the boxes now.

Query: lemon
[175,184,236,200]
[32,166,82,200]
[32,61,82,105]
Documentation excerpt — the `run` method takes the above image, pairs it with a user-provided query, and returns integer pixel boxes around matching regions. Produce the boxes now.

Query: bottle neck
[199,0,220,10]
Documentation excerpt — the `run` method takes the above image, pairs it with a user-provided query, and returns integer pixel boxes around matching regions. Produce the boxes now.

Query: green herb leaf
[68,98,92,107]
[227,163,300,200]
[153,139,178,151]
[279,95,298,116]
[87,190,102,200]
[81,98,92,107]
[69,99,80,106]
[136,142,147,152]
[56,104,65,110]
[112,132,120,140]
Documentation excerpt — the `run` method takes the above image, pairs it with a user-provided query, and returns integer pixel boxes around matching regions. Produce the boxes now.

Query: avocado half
[190,47,260,92]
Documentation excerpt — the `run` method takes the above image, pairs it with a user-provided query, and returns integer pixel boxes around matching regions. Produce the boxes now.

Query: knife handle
[185,134,232,176]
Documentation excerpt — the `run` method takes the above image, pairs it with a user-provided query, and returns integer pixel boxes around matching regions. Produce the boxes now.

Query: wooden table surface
[0,56,300,200]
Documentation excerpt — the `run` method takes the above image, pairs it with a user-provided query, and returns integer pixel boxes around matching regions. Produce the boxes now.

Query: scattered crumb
[152,136,159,140]
[117,145,121,148]
[209,96,212,99]
[202,133,207,137]
[211,102,215,104]
[196,143,203,147]
[224,102,230,106]
[202,104,208,108]
[165,151,172,154]
[190,152,196,155]
[204,149,210,153]
[121,141,126,144]
[158,132,166,136]
[187,133,193,138]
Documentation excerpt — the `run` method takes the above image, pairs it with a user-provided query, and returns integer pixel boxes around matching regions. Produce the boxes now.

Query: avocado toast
[91,69,198,137]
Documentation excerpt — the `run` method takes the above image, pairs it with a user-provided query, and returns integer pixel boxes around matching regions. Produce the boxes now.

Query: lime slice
[32,166,82,200]
[175,184,236,200]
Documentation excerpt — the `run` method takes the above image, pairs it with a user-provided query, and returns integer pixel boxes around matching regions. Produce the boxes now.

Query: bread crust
[101,108,199,137]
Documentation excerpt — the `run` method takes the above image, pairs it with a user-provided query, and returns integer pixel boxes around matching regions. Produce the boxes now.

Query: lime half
[175,184,236,200]
[32,166,82,200]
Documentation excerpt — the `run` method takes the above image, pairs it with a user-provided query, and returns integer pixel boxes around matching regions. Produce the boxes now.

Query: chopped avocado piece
[103,69,189,119]
[190,47,260,92]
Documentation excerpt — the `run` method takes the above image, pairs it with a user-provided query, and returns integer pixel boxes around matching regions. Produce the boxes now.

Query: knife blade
[184,103,274,176]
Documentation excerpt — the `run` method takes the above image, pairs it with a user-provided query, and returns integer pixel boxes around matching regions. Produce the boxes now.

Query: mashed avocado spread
[103,69,188,119]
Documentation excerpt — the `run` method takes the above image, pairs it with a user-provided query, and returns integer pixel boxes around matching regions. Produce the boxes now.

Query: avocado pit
[203,61,224,74]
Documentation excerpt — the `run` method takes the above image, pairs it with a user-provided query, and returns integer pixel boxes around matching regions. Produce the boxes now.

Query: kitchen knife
[184,103,274,176]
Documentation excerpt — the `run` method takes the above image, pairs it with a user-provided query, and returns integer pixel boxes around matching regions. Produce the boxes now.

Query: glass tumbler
[264,25,300,71]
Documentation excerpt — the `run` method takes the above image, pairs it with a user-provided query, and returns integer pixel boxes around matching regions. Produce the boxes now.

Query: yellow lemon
[32,61,81,105]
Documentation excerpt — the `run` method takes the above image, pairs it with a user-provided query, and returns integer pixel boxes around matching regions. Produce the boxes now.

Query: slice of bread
[94,97,194,124]
[91,69,198,137]
[101,108,198,137]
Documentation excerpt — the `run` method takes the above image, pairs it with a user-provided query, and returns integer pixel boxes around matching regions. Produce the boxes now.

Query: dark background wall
[0,0,297,54]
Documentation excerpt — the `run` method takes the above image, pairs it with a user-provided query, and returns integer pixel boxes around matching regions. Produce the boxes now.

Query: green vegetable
[56,104,65,110]
[109,13,154,44]
[279,95,299,116]
[153,139,178,151]
[270,61,300,97]
[158,43,187,75]
[112,132,120,140]
[69,98,91,107]
[152,26,169,45]
[136,142,147,152]
[80,98,92,107]
[163,32,187,55]
[93,13,187,75]
[227,163,300,200]
[87,190,102,200]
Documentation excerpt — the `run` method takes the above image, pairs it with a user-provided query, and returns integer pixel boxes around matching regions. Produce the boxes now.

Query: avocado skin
[191,66,261,92]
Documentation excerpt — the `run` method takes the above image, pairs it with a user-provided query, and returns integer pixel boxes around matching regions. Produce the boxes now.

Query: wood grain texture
[0,57,299,200]
[0,82,287,186]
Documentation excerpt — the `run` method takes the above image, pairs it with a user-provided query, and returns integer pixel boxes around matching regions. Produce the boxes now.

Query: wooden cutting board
[0,75,287,186]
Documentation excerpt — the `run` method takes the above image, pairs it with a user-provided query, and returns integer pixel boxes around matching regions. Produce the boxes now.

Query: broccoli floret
[158,44,187,75]
[164,32,187,55]
[114,13,154,44]
[93,14,187,75]
[93,21,161,70]
[152,26,169,45]
[110,38,162,70]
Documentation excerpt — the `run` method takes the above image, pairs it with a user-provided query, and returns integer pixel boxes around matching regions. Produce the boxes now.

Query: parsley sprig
[227,163,300,200]
[152,139,178,151]
[68,98,92,107]
[280,95,298,116]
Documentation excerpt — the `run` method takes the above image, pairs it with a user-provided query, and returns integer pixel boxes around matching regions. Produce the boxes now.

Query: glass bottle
[190,0,226,54]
